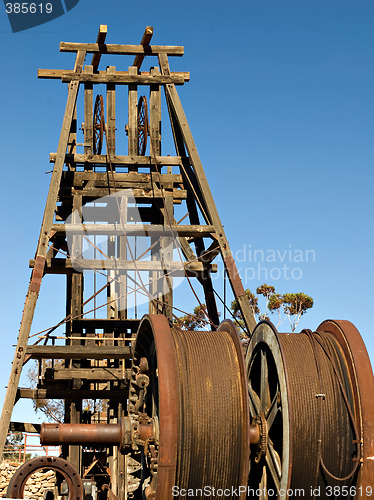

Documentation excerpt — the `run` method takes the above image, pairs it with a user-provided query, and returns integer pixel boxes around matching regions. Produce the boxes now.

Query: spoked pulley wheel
[128,315,250,499]
[137,95,149,155]
[245,320,374,498]
[93,94,105,155]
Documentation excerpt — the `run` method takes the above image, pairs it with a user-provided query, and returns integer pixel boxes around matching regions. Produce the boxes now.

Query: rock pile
[0,462,56,499]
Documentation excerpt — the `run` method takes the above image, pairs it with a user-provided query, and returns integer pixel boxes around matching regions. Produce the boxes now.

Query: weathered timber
[60,170,183,183]
[50,153,187,165]
[29,258,217,273]
[51,223,215,237]
[128,66,138,162]
[25,345,132,360]
[17,388,127,400]
[39,69,190,81]
[59,187,187,200]
[9,422,41,433]
[61,73,185,85]
[60,42,184,56]
[133,26,153,69]
[45,368,131,381]
[91,25,107,71]
[83,65,94,157]
[106,66,116,156]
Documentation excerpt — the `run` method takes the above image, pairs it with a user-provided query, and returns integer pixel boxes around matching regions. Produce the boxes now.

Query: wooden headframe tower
[0,26,255,495]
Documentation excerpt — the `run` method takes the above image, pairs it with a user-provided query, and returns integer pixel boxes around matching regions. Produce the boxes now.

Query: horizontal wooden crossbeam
[59,187,187,200]
[46,368,131,381]
[39,69,190,82]
[60,73,185,85]
[17,388,128,400]
[60,42,184,56]
[25,345,132,360]
[29,258,218,274]
[52,223,215,238]
[50,153,188,166]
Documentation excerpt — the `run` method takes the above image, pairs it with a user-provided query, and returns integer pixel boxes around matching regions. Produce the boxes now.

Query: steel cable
[170,328,247,498]
[277,331,359,496]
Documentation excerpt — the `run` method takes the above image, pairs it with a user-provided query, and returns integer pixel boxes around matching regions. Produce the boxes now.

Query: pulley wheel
[245,320,374,498]
[128,315,250,499]
[93,94,104,155]
[6,456,83,500]
[137,95,148,155]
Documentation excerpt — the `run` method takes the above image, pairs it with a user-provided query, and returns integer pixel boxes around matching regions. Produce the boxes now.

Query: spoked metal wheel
[128,315,250,500]
[137,96,148,155]
[93,94,105,155]
[245,321,291,498]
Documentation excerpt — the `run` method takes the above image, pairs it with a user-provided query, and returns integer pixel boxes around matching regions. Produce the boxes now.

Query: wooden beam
[52,223,215,237]
[39,69,190,81]
[133,26,153,70]
[47,368,131,381]
[59,171,183,182]
[84,65,94,157]
[61,73,185,85]
[128,66,138,163]
[30,258,218,273]
[60,43,184,56]
[91,25,107,71]
[9,422,41,433]
[25,345,132,360]
[17,388,127,400]
[50,153,187,166]
[59,187,187,200]
[106,66,116,156]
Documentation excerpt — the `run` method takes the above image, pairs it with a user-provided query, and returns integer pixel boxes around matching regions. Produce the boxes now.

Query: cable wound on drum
[278,330,360,492]
[170,328,248,497]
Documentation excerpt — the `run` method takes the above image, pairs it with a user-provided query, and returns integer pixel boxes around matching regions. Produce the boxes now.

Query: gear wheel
[252,412,268,463]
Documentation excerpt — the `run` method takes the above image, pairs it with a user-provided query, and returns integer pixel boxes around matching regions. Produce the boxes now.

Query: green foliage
[174,304,210,330]
[233,284,313,333]
[268,293,284,311]
[282,292,314,331]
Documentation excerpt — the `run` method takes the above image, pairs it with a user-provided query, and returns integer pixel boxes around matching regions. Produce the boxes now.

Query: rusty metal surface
[130,314,178,499]
[137,95,149,155]
[93,94,104,155]
[279,329,359,493]
[7,456,83,500]
[317,320,374,489]
[40,422,125,446]
[171,322,249,499]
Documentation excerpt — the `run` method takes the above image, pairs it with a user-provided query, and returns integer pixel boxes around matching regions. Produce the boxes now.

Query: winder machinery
[1,26,373,500]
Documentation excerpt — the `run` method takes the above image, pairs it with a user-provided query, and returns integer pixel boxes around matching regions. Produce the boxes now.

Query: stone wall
[0,462,56,499]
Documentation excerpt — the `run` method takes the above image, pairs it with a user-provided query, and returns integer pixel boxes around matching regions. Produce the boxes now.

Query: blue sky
[0,0,373,423]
